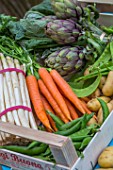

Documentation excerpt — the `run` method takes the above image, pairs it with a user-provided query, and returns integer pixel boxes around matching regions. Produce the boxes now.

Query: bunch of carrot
[26,68,92,132]
[0,53,37,145]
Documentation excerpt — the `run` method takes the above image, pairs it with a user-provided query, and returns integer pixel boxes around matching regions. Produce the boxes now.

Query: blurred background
[0,0,42,18]
[0,0,113,18]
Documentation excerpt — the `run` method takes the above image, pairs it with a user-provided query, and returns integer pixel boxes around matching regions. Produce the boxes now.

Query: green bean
[79,136,92,150]
[46,110,64,126]
[54,121,81,136]
[27,141,41,149]
[0,144,48,156]
[97,98,109,122]
[60,117,82,130]
[73,142,81,150]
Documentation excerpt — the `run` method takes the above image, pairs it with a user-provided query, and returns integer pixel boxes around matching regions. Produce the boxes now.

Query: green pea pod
[79,136,92,150]
[110,41,113,62]
[54,121,81,136]
[80,114,87,129]
[0,144,48,156]
[40,147,51,156]
[33,155,52,161]
[46,110,64,126]
[69,128,91,138]
[71,74,101,97]
[91,43,111,69]
[97,98,109,122]
[70,135,92,142]
[27,141,41,149]
[60,117,82,130]
[73,142,82,150]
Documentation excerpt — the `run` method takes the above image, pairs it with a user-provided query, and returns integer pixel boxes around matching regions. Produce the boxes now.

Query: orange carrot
[80,100,92,114]
[26,75,52,130]
[64,97,79,120]
[38,79,69,123]
[50,69,85,114]
[81,97,90,102]
[38,68,72,121]
[40,94,58,132]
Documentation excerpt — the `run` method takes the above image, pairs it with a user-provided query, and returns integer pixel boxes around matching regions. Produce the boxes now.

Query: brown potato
[98,146,113,168]
[84,67,90,76]
[97,102,113,124]
[87,96,111,112]
[102,71,113,96]
[99,76,106,90]
[87,117,97,126]
[90,88,101,98]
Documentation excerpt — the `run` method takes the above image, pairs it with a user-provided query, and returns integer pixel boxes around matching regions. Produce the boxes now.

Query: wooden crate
[0,111,113,170]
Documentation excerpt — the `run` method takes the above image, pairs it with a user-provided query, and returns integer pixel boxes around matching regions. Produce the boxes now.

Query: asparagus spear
[6,56,30,128]
[0,54,21,126]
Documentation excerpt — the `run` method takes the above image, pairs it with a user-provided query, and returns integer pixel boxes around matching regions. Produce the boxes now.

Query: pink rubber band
[0,68,26,76]
[0,105,32,118]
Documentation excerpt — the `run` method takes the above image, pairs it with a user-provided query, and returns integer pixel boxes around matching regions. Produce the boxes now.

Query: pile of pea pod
[0,141,55,162]
[53,112,100,157]
[0,112,100,162]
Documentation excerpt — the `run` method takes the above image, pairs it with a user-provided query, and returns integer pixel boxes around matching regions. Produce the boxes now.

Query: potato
[97,102,113,124]
[99,76,106,90]
[84,67,90,76]
[87,96,111,112]
[87,117,97,126]
[98,146,113,168]
[102,71,113,96]
[90,88,101,98]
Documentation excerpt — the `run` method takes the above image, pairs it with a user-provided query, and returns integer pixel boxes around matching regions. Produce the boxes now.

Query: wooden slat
[71,110,113,169]
[0,121,78,167]
[0,121,66,147]
[77,0,113,4]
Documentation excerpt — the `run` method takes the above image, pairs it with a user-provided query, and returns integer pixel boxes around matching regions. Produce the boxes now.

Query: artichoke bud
[79,53,84,59]
[65,0,76,8]
[75,60,83,69]
[59,48,69,57]
[66,51,77,60]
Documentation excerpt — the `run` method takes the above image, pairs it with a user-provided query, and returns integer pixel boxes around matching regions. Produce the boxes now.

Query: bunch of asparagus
[0,53,38,145]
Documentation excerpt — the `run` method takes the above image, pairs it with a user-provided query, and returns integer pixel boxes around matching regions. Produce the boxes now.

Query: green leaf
[71,73,101,97]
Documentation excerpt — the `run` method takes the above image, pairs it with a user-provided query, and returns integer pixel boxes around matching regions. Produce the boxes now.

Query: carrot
[64,97,79,120]
[38,70,71,121]
[40,94,58,132]
[80,100,92,114]
[50,69,85,114]
[26,75,52,130]
[38,79,69,123]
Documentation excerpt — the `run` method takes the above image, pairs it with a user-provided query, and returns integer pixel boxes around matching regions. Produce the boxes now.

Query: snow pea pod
[46,110,64,126]
[0,144,48,156]
[73,142,82,150]
[60,117,82,130]
[54,121,81,136]
[79,136,92,150]
[70,135,92,142]
[97,98,109,122]
[69,127,91,138]
[91,43,111,68]
[27,141,41,149]
[71,74,101,97]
